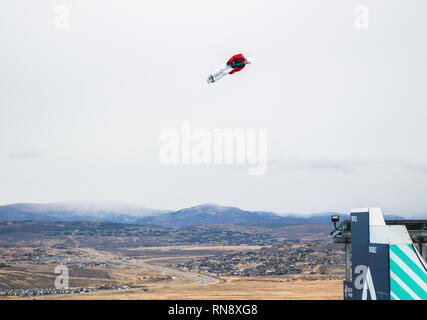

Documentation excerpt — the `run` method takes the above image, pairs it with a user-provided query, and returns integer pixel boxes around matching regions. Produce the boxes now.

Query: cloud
[8,151,44,160]
[269,157,376,173]
[400,162,427,174]
[270,157,427,175]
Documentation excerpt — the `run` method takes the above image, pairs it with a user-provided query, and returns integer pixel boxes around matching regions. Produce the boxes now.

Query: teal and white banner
[389,244,427,300]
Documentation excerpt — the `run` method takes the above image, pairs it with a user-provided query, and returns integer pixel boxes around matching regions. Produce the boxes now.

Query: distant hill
[0,200,170,224]
[135,203,347,228]
[0,201,405,228]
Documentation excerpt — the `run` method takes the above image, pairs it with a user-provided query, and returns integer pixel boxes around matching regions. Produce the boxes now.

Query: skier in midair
[207,53,252,84]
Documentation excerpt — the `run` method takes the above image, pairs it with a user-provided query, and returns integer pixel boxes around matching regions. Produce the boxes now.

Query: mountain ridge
[0,201,407,228]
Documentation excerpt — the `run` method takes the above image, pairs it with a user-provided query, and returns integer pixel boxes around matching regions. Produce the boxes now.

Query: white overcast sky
[1,0,426,217]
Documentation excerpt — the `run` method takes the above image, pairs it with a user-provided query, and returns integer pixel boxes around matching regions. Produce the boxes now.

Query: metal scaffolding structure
[331,218,427,282]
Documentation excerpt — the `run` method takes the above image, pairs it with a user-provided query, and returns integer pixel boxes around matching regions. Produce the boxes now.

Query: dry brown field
[42,277,342,300]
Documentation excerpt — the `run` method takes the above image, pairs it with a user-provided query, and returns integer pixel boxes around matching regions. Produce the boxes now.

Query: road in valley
[80,248,217,286]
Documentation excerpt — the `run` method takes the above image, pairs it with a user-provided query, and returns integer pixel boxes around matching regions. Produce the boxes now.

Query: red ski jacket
[227,54,246,74]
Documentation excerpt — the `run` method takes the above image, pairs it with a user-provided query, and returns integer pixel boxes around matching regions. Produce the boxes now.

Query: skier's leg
[212,66,227,78]
[208,71,222,83]
[207,65,233,83]
[212,71,226,82]
[211,66,233,82]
